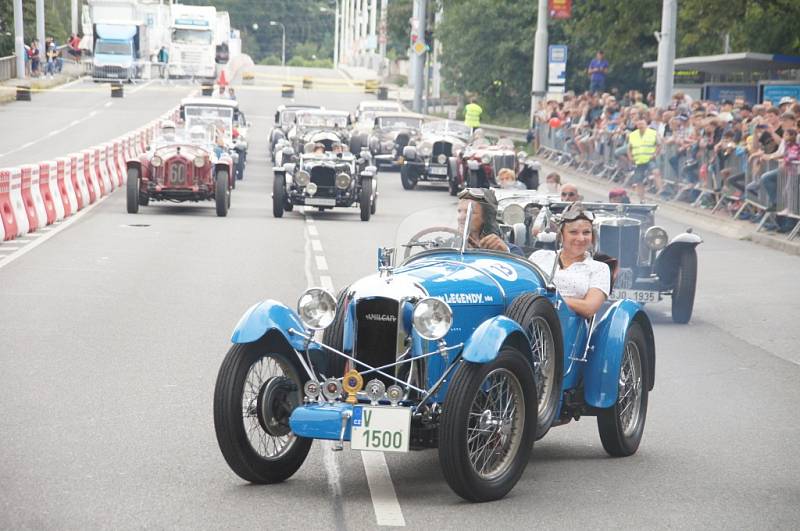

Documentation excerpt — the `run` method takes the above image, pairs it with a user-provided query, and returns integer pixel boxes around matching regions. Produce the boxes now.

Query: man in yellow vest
[464,96,483,133]
[627,117,660,202]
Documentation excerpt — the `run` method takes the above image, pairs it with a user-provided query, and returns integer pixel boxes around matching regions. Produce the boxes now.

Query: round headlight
[295,170,310,186]
[297,287,337,329]
[419,145,432,158]
[644,226,669,250]
[304,380,320,401]
[321,377,343,402]
[306,182,318,196]
[151,156,163,167]
[365,379,386,405]
[335,172,351,189]
[436,153,447,164]
[481,154,491,164]
[517,151,527,161]
[412,297,453,341]
[193,156,205,168]
[502,204,525,225]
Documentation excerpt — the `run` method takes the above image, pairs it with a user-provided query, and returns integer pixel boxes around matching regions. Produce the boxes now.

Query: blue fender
[230,299,308,350]
[461,315,529,364]
[585,300,655,408]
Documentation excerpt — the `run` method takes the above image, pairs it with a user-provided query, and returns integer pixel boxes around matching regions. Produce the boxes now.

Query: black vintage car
[272,147,377,221]
[400,120,471,193]
[497,195,702,323]
[363,113,424,167]
[267,104,323,163]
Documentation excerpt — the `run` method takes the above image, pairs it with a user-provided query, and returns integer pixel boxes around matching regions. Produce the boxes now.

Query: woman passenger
[529,203,610,318]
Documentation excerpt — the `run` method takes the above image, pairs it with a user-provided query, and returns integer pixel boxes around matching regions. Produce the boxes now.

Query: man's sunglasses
[561,191,578,199]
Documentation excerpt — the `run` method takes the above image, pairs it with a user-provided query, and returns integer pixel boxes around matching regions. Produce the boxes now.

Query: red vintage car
[454,138,539,192]
[126,127,235,217]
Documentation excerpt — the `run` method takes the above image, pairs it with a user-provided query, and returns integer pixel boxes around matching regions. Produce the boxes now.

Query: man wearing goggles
[457,188,523,255]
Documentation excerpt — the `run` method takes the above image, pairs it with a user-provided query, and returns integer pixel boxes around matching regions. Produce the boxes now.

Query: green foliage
[387,0,412,59]
[1,0,72,57]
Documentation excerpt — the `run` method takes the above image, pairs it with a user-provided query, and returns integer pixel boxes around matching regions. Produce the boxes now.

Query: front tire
[320,288,349,378]
[597,322,649,457]
[505,294,563,440]
[438,346,536,502]
[671,248,697,324]
[126,167,139,214]
[215,170,229,217]
[214,341,312,483]
[467,170,482,188]
[273,174,285,218]
[400,164,417,190]
[360,178,372,221]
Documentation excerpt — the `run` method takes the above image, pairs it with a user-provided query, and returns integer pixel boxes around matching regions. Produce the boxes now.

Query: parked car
[272,147,378,221]
[126,119,234,217]
[400,120,471,194]
[456,138,539,192]
[363,112,424,166]
[213,206,656,502]
[267,104,324,163]
[497,196,702,323]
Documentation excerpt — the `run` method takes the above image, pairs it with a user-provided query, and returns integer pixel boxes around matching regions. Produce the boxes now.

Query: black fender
[448,156,458,180]
[654,234,702,289]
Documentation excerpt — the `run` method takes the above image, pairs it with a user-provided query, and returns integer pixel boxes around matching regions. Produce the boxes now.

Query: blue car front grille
[355,297,399,387]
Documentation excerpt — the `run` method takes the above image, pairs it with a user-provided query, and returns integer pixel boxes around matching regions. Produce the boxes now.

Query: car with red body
[455,137,539,192]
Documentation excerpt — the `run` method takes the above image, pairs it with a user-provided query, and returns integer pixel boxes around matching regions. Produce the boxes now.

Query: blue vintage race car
[213,207,656,502]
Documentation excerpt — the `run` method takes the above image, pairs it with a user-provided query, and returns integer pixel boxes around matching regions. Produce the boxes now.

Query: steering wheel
[402,227,462,259]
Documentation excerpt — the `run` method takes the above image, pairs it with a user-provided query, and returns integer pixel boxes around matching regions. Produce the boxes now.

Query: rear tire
[671,248,697,324]
[273,174,285,218]
[360,178,372,221]
[400,165,417,190]
[215,170,229,217]
[126,168,139,214]
[438,346,536,502]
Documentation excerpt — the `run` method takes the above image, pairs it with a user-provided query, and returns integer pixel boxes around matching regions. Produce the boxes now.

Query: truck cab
[168,6,217,81]
[92,23,141,82]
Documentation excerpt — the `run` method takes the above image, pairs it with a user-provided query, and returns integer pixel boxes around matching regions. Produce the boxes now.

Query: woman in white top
[529,203,611,319]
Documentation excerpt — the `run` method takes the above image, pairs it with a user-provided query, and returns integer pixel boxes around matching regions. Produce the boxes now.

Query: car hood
[153,144,210,160]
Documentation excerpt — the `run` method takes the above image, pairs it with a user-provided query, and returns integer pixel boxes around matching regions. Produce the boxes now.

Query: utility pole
[334,0,340,67]
[529,0,548,125]
[368,0,377,67]
[412,0,426,113]
[342,0,350,65]
[71,0,79,36]
[655,0,677,109]
[379,0,388,60]
[13,0,24,80]
[36,0,45,65]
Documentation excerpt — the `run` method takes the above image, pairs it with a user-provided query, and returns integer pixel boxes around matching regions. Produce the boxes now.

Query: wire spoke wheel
[617,341,643,438]
[527,316,555,417]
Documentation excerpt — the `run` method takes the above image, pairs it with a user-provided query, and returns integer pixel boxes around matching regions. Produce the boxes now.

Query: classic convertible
[400,119,471,194]
[214,206,656,502]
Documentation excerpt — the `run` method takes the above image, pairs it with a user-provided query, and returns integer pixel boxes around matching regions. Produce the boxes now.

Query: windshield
[172,28,213,45]
[422,120,471,139]
[95,40,132,56]
[378,117,422,129]
[184,106,234,143]
[297,113,349,128]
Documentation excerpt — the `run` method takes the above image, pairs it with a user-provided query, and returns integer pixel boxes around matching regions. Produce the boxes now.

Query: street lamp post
[269,20,286,68]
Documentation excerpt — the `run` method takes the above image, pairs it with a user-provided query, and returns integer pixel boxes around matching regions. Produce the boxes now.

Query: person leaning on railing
[747,127,799,211]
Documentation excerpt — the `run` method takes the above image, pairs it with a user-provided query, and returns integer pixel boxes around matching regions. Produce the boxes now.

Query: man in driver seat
[457,188,524,256]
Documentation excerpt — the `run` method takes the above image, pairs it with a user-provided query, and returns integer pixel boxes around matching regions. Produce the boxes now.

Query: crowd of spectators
[530,88,800,232]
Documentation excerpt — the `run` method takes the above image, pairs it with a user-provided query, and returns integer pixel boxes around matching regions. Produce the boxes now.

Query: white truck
[215,11,231,66]
[168,4,217,80]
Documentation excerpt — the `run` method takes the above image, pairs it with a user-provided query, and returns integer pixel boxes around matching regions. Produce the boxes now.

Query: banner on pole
[548,0,572,19]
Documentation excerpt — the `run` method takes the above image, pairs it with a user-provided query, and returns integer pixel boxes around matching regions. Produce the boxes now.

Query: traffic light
[424,29,433,45]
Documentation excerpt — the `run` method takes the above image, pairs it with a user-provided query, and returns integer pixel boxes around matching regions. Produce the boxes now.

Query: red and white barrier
[92,148,110,196]
[41,161,66,221]
[112,143,125,185]
[9,168,31,236]
[19,167,42,233]
[80,150,100,204]
[98,146,115,193]
[27,165,50,227]
[0,169,18,240]
[64,155,86,212]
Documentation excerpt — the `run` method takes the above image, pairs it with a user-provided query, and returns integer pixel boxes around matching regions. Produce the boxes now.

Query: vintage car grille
[310,166,336,197]
[433,141,452,158]
[491,154,516,176]
[162,160,192,187]
[597,220,641,269]
[355,297,400,387]
[319,139,335,151]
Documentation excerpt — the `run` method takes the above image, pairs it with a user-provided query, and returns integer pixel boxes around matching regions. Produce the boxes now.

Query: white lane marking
[361,451,406,527]
[47,130,60,137]
[0,193,112,270]
[319,275,334,291]
[311,239,323,252]
[130,79,155,94]
[104,101,113,108]
[308,225,319,236]
[52,76,89,91]
[305,215,315,224]
[88,110,98,117]
[0,246,21,251]
[20,141,35,149]
[70,119,80,126]
[315,255,328,271]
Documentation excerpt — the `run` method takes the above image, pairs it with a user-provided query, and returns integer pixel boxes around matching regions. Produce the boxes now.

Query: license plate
[305,197,336,207]
[428,166,448,175]
[350,406,411,453]
[610,289,659,304]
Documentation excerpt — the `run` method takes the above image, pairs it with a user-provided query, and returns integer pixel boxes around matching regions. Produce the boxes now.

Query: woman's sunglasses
[561,207,595,222]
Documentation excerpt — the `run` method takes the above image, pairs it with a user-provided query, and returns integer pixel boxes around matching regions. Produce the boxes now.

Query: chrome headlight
[321,377,343,402]
[365,379,386,405]
[193,156,205,168]
[306,182,318,196]
[295,170,310,186]
[296,287,336,329]
[304,380,320,401]
[151,156,163,167]
[517,151,527,161]
[335,173,351,189]
[412,297,452,341]
[481,154,491,164]
[502,204,525,225]
[436,153,447,164]
[644,226,669,250]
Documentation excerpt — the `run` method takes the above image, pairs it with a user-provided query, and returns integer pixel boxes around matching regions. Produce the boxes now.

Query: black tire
[671,248,697,324]
[273,174,285,218]
[139,188,149,206]
[126,167,139,214]
[597,322,649,457]
[370,185,377,215]
[400,165,417,190]
[214,340,312,484]
[284,201,294,212]
[438,346,537,502]
[505,294,564,440]
[467,170,481,188]
[448,178,458,196]
[215,170,229,217]
[349,134,366,155]
[320,288,349,378]
[360,178,372,221]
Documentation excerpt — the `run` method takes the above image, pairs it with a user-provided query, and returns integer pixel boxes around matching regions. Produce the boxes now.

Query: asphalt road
[1,65,798,530]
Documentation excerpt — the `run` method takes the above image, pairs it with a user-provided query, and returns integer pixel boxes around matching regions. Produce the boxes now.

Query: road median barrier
[111,83,124,98]
[364,79,379,94]
[16,85,31,101]
[302,77,313,89]
[281,83,295,98]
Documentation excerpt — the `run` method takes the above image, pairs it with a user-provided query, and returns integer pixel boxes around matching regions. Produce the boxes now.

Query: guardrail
[0,55,17,82]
